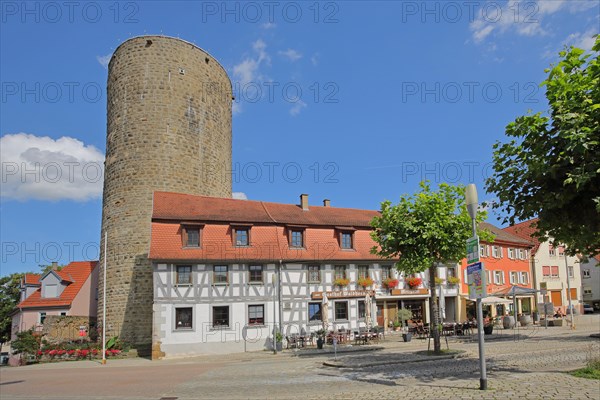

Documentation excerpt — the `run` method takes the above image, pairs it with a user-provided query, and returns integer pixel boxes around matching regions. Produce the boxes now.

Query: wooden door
[550,290,563,306]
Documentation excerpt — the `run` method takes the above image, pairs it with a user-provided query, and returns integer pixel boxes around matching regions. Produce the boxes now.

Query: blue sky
[1,0,597,276]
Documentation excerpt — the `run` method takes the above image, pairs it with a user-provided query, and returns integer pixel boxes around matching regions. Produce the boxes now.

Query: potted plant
[397,308,413,341]
[434,277,444,286]
[315,329,326,349]
[483,317,494,335]
[333,278,350,287]
[275,332,283,351]
[392,320,402,331]
[447,276,460,286]
[357,276,374,289]
[405,276,422,289]
[382,278,399,290]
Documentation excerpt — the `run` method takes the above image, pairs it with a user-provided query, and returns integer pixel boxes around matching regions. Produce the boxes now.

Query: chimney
[300,194,309,211]
[51,261,59,270]
[323,199,331,207]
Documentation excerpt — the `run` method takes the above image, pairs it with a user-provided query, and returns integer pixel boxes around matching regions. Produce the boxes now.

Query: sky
[1,0,598,276]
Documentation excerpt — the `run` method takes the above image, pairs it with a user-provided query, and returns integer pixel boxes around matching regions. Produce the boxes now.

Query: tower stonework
[99,36,232,350]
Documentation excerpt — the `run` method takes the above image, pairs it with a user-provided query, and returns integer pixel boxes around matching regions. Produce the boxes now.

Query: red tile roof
[150,192,386,262]
[480,222,534,247]
[153,192,379,227]
[502,218,541,253]
[23,273,41,285]
[17,261,98,309]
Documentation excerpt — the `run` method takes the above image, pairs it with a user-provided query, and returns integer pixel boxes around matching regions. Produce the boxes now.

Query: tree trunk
[429,263,441,353]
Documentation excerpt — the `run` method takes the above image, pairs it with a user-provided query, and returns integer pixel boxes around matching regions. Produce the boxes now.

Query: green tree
[39,263,64,274]
[486,37,600,257]
[0,273,24,347]
[370,181,492,353]
[11,329,41,361]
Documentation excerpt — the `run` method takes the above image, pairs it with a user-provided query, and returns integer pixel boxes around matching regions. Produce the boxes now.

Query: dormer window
[288,226,305,248]
[341,232,353,249]
[181,224,203,248]
[232,225,251,246]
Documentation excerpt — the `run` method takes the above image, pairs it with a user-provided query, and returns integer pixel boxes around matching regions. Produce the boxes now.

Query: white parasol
[322,293,329,331]
[365,293,372,329]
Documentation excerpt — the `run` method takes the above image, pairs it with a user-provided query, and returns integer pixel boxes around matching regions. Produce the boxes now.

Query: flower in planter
[434,277,444,286]
[406,277,422,289]
[447,276,460,286]
[382,278,399,289]
[333,278,350,287]
[357,276,374,288]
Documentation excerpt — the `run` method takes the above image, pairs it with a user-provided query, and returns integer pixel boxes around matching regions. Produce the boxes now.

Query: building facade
[149,192,458,359]
[11,261,99,340]
[458,223,535,320]
[580,255,600,311]
[99,35,233,349]
[504,219,583,314]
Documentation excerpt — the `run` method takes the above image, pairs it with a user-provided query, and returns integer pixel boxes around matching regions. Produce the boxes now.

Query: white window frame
[518,249,525,259]
[494,271,504,285]
[583,269,591,278]
[509,271,518,285]
[519,272,529,285]
[508,248,515,259]
[492,246,502,258]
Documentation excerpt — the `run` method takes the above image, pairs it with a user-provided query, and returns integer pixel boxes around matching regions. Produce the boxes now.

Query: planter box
[550,319,563,327]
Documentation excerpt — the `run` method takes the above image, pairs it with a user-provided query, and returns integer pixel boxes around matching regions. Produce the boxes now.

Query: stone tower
[99,36,232,349]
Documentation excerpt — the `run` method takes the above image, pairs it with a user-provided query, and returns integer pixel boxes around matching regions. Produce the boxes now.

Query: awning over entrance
[492,285,539,297]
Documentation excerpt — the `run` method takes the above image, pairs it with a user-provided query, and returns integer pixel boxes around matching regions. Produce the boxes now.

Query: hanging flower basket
[406,277,422,289]
[382,278,399,289]
[357,277,374,288]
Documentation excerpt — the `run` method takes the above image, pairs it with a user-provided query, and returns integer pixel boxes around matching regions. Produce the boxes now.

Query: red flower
[37,351,42,356]
[406,277,422,288]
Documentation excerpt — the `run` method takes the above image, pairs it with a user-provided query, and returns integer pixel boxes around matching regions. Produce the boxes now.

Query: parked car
[583,304,594,314]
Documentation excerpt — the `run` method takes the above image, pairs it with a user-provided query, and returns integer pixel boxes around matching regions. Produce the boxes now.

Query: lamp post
[465,184,487,390]
[272,273,277,354]
[564,252,575,329]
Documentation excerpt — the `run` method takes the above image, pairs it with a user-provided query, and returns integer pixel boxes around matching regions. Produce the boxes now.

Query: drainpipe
[278,260,283,336]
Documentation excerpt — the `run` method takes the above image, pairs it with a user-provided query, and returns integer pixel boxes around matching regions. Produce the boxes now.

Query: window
[60,312,67,316]
[518,249,525,259]
[492,246,502,258]
[508,248,515,259]
[249,265,263,283]
[510,271,518,284]
[234,227,250,246]
[494,271,504,285]
[340,231,353,249]
[334,265,346,280]
[308,265,320,283]
[176,265,192,285]
[248,305,264,325]
[549,246,556,257]
[39,312,46,324]
[212,306,229,327]
[568,266,574,278]
[358,300,366,319]
[290,229,304,248]
[542,266,550,277]
[334,301,348,320]
[584,288,592,296]
[44,284,58,298]
[551,266,560,278]
[519,272,529,285]
[182,226,200,247]
[487,270,493,285]
[358,265,369,279]
[558,246,565,257]
[479,245,489,257]
[381,265,393,280]
[309,302,322,321]
[583,269,591,278]
[175,307,192,329]
[213,265,228,284]
[447,267,456,278]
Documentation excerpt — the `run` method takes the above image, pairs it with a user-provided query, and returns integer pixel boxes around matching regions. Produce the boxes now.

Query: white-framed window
[551,266,559,278]
[249,265,263,283]
[519,272,529,285]
[381,265,393,280]
[583,288,592,296]
[518,249,525,259]
[494,271,505,285]
[583,269,591,278]
[308,265,320,283]
[248,304,265,325]
[558,246,565,257]
[508,248,515,259]
[175,307,193,330]
[549,246,556,257]
[510,271,518,284]
[492,246,502,258]
[568,265,574,278]
[479,245,489,258]
[176,265,192,285]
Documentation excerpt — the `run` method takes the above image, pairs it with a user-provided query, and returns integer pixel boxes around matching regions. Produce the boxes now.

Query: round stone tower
[99,36,232,350]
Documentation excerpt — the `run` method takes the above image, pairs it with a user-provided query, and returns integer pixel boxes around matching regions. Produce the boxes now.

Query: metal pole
[564,253,575,329]
[472,218,487,390]
[272,273,277,354]
[101,231,107,365]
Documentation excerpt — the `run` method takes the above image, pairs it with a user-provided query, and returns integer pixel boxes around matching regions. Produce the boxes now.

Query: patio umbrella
[481,296,512,305]
[322,293,329,331]
[365,293,372,329]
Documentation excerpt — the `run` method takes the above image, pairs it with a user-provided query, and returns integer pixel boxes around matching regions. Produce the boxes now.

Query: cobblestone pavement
[1,315,599,400]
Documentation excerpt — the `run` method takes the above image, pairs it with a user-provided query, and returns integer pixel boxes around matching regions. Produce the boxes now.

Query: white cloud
[261,22,276,29]
[564,28,598,51]
[289,100,307,116]
[469,0,596,44]
[0,133,105,201]
[96,54,112,69]
[232,39,271,86]
[311,53,319,66]
[232,192,248,200]
[279,48,302,62]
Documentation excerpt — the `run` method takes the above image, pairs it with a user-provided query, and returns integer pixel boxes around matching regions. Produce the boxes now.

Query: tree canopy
[370,181,492,353]
[486,37,600,257]
[0,273,23,346]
